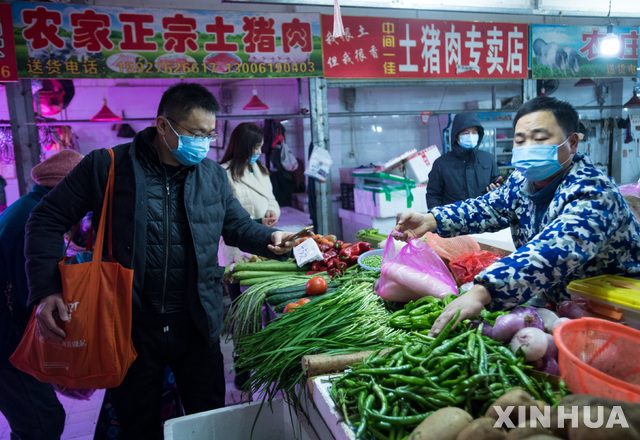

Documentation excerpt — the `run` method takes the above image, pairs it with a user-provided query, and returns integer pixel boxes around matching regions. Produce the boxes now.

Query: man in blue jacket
[427,112,502,208]
[396,96,640,336]
[24,83,300,440]
[0,149,83,440]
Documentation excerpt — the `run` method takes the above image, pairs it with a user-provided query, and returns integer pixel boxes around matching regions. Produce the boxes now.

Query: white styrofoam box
[412,184,427,213]
[405,146,441,183]
[354,185,416,218]
[164,397,320,440]
[311,376,355,440]
[374,148,417,174]
[338,208,397,243]
[352,172,415,190]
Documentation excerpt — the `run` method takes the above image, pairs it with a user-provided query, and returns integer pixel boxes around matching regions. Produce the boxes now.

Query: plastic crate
[164,397,319,440]
[554,317,640,403]
[340,183,355,210]
[567,275,640,329]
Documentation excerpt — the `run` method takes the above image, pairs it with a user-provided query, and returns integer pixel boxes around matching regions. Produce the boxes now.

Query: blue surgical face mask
[249,154,260,165]
[511,138,572,181]
[458,133,479,149]
[164,119,210,166]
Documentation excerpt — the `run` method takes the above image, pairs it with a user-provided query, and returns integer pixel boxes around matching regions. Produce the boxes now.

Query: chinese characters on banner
[0,4,18,82]
[531,25,638,79]
[10,2,322,79]
[320,15,528,79]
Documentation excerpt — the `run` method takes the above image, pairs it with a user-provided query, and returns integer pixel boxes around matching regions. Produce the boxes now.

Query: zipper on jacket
[160,177,171,313]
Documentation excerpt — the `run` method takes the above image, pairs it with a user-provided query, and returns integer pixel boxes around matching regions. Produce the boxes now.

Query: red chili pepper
[319,243,334,252]
[322,249,338,263]
[335,240,344,250]
[311,260,326,272]
[326,256,341,269]
[337,260,348,272]
[339,242,367,260]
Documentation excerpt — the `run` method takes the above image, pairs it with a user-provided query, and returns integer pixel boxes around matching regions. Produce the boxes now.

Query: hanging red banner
[321,15,528,79]
[0,4,18,82]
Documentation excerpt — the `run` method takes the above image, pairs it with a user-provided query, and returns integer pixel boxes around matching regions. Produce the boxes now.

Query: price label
[293,238,323,268]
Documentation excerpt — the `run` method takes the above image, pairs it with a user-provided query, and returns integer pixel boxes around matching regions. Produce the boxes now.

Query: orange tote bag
[11,149,137,389]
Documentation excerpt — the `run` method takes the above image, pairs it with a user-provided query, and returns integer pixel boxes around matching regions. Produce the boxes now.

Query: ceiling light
[91,99,122,122]
[574,78,597,87]
[243,88,269,111]
[91,80,121,122]
[623,79,640,107]
[600,24,620,56]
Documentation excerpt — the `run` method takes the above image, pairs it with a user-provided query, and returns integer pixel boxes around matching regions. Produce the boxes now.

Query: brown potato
[408,407,473,440]
[485,388,537,426]
[507,420,554,440]
[522,436,564,440]
[456,417,507,440]
[549,395,640,440]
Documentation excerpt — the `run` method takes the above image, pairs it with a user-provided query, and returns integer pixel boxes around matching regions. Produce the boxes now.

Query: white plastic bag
[279,141,299,172]
[305,148,333,182]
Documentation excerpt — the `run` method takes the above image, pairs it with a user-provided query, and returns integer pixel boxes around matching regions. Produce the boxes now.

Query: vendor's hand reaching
[35,293,69,340]
[262,210,278,227]
[428,285,492,337]
[393,212,437,241]
[269,230,311,255]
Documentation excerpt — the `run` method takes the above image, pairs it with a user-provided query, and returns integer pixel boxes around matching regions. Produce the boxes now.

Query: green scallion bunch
[234,279,402,406]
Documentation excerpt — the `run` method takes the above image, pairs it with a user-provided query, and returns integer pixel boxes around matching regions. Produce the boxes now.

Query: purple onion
[492,313,526,342]
[541,356,560,376]
[545,333,558,359]
[510,327,548,362]
[466,319,494,339]
[556,299,594,319]
[512,306,545,331]
[536,307,560,333]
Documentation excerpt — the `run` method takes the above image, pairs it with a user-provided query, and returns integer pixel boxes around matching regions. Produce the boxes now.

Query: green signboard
[531,24,638,79]
[11,2,323,79]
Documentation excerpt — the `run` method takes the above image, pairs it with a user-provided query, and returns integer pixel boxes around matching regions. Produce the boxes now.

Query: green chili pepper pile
[388,294,507,331]
[329,308,570,440]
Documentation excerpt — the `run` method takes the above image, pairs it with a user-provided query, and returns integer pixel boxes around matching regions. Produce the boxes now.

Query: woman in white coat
[218,122,281,266]
[219,122,280,388]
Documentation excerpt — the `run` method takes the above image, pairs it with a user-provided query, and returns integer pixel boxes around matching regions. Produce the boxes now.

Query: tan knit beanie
[31,149,84,188]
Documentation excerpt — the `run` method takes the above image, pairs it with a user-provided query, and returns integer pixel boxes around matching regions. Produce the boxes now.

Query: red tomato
[283,303,300,313]
[305,276,328,296]
[297,298,311,306]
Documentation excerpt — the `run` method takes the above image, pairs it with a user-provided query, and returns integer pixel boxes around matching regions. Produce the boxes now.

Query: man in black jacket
[427,113,502,208]
[24,83,299,440]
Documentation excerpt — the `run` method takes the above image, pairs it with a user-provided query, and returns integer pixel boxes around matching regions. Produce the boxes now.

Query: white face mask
[163,118,211,166]
[459,133,479,149]
[511,138,572,181]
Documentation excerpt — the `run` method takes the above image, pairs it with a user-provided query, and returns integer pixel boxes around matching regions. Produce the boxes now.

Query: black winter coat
[25,128,281,345]
[427,113,501,208]
[426,148,501,208]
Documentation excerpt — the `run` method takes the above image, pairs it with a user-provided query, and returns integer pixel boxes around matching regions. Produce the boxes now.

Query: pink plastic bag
[376,237,458,302]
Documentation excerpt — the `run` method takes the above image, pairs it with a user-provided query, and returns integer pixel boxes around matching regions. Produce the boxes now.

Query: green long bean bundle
[234,279,402,406]
[224,274,319,338]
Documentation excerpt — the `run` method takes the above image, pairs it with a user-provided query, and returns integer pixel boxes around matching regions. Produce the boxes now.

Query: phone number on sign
[114,61,316,75]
